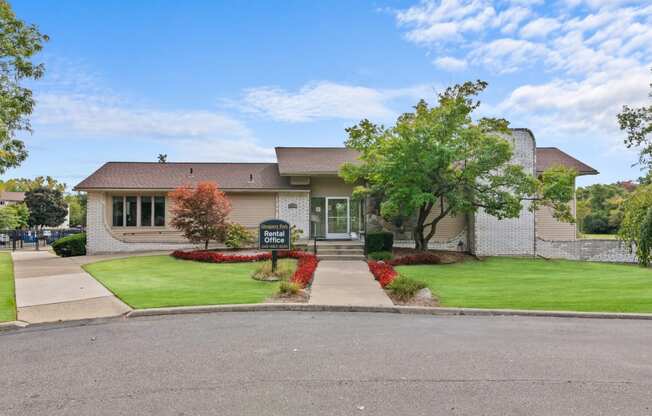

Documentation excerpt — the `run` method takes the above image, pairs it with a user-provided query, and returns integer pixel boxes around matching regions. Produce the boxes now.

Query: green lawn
[0,252,16,322]
[84,255,294,309]
[396,257,652,313]
[579,233,618,240]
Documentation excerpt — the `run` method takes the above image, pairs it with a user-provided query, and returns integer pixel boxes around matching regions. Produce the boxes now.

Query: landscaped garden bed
[0,252,16,322]
[84,251,318,309]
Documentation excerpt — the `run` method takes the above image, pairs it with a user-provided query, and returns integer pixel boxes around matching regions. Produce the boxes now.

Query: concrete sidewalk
[309,260,393,307]
[12,251,132,324]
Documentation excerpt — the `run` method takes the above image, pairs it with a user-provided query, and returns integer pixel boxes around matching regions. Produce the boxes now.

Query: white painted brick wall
[277,192,310,239]
[86,192,201,254]
[394,229,468,252]
[472,129,536,256]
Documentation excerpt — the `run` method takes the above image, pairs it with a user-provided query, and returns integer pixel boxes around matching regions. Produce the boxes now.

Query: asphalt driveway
[2,312,651,415]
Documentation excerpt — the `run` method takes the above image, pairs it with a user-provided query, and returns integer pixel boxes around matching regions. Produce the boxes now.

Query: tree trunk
[204,239,209,250]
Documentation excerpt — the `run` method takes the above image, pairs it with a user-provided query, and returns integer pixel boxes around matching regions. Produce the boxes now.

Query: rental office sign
[259,219,290,250]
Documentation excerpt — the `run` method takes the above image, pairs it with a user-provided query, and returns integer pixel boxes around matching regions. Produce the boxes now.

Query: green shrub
[252,259,296,281]
[387,275,426,301]
[52,233,86,257]
[368,251,393,261]
[365,231,393,253]
[278,281,300,296]
[225,223,255,249]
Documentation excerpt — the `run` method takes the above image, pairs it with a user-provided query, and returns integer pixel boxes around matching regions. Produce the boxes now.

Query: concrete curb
[0,320,29,332]
[126,303,652,321]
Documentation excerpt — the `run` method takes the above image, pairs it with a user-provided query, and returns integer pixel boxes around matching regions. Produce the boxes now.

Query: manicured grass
[579,233,618,240]
[84,255,296,309]
[396,257,652,313]
[0,252,16,322]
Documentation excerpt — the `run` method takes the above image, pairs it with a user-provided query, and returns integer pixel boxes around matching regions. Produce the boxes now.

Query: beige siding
[310,176,354,197]
[536,198,577,241]
[424,202,466,242]
[104,191,276,242]
[228,193,276,227]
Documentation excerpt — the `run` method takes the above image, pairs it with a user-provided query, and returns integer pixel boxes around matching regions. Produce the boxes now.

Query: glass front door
[326,197,350,239]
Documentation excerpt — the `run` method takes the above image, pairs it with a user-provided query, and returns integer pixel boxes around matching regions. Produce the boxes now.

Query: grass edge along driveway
[0,252,16,322]
[396,257,652,313]
[84,255,294,309]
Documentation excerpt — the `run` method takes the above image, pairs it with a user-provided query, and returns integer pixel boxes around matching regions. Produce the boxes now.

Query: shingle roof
[275,147,360,175]
[0,191,25,202]
[74,162,304,191]
[536,147,598,176]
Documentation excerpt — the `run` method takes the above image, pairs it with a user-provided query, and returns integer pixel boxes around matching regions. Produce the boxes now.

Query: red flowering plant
[171,250,318,288]
[368,252,441,287]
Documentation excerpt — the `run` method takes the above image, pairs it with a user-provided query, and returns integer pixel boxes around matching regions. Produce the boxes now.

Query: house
[75,129,598,256]
[0,191,25,206]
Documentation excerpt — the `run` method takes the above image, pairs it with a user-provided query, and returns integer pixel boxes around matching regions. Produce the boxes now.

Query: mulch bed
[391,248,472,264]
[267,289,310,303]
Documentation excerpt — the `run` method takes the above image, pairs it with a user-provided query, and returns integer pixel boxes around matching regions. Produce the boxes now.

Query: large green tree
[64,192,86,227]
[0,0,49,173]
[340,81,576,251]
[619,185,652,266]
[24,186,67,228]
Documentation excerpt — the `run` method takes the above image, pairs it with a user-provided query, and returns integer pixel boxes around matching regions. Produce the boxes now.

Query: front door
[326,197,350,239]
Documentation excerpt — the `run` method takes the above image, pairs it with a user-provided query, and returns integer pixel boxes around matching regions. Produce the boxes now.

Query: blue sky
[6,0,652,189]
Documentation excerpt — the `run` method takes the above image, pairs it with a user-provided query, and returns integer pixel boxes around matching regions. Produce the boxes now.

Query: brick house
[76,129,601,257]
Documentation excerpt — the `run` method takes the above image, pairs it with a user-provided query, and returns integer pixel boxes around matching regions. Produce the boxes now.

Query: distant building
[0,191,25,206]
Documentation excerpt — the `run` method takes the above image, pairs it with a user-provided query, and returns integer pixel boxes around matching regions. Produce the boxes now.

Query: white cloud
[238,81,436,122]
[498,65,652,142]
[35,93,251,139]
[433,56,468,71]
[469,38,550,73]
[520,17,561,38]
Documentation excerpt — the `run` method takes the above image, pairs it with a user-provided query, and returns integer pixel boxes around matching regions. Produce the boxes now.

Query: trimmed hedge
[365,231,393,253]
[368,251,392,261]
[52,233,86,257]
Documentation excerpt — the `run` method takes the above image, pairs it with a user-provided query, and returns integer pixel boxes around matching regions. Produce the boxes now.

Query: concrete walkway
[309,260,393,307]
[12,251,132,324]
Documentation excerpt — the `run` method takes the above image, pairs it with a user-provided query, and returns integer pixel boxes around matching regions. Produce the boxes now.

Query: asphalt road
[2,312,652,416]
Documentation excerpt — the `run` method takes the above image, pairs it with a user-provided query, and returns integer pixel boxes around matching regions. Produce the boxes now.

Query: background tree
[618,69,652,170]
[64,192,86,227]
[170,182,231,250]
[24,186,68,228]
[0,0,49,173]
[575,182,634,234]
[619,185,652,266]
[340,80,576,251]
[0,202,28,229]
[0,175,65,192]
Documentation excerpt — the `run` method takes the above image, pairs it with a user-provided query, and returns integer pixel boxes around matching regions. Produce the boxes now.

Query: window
[112,195,165,227]
[112,197,124,227]
[154,196,165,226]
[140,197,152,226]
[125,196,138,226]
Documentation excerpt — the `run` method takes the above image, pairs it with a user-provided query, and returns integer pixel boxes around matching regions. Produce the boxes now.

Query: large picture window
[154,196,166,226]
[112,197,124,227]
[111,195,166,227]
[140,197,152,226]
[125,196,138,226]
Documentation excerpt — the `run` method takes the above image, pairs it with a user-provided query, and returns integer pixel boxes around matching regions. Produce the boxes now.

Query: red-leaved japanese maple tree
[170,181,232,250]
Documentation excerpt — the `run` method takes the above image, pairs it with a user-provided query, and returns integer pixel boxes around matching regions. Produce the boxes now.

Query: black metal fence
[0,228,84,251]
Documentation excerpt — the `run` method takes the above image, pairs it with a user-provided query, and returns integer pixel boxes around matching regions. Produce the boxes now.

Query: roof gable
[536,147,598,176]
[275,147,360,176]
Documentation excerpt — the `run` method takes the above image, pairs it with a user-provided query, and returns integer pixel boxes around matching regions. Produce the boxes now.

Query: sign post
[259,219,291,272]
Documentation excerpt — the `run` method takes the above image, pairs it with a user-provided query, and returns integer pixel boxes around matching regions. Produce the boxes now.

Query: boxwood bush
[368,250,393,261]
[52,233,86,257]
[365,231,393,253]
